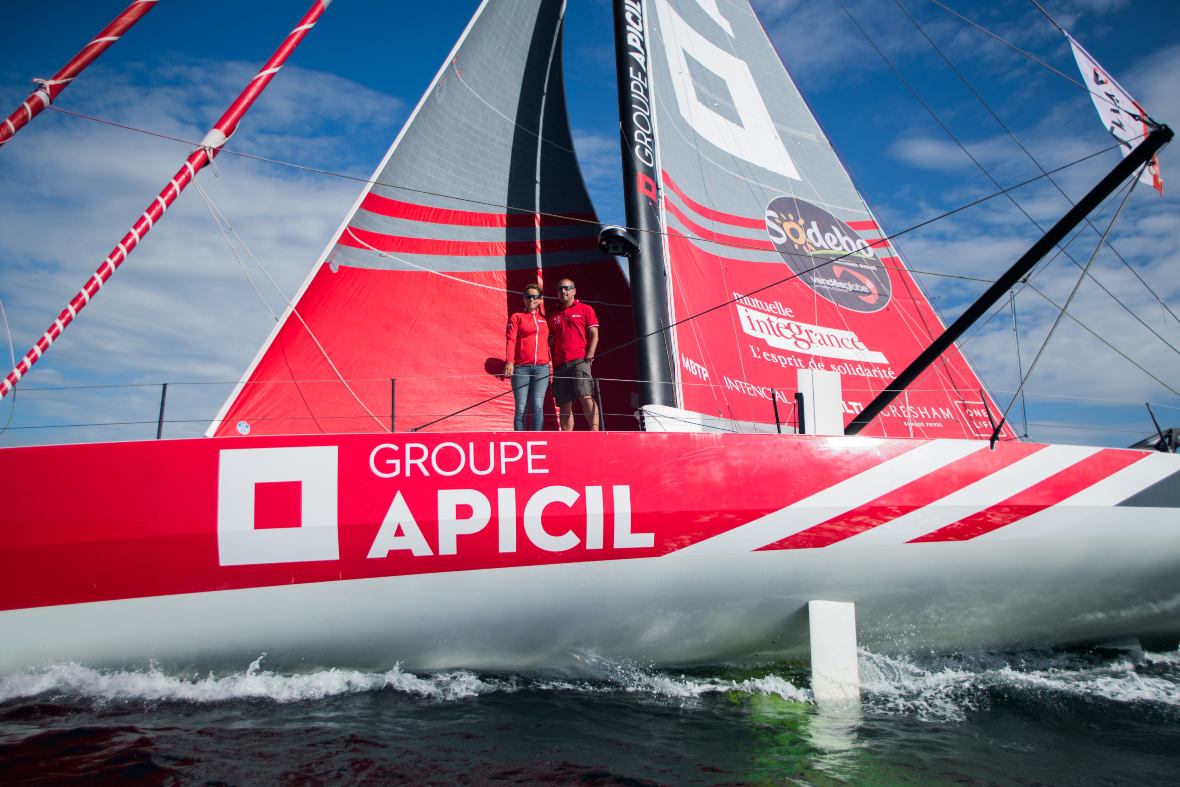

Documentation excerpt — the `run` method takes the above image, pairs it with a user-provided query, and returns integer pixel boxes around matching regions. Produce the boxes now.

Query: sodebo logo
[217,446,339,567]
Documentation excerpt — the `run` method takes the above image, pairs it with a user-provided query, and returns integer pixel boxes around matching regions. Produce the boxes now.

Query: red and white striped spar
[0,0,333,399]
[0,0,159,149]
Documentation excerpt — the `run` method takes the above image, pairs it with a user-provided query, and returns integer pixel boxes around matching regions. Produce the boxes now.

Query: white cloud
[0,59,398,445]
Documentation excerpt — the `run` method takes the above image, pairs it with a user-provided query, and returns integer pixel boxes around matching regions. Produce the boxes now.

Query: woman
[504,284,551,430]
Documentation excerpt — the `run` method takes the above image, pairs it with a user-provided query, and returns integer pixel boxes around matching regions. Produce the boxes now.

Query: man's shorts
[553,359,595,405]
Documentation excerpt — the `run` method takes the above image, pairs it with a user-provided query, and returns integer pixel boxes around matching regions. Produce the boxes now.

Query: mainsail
[633,0,1014,439]
[211,0,635,436]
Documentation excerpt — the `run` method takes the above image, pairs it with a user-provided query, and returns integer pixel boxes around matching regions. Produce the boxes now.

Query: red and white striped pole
[0,0,159,149]
[1,0,332,399]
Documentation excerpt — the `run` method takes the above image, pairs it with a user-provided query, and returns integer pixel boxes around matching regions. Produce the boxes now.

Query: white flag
[1067,32,1163,195]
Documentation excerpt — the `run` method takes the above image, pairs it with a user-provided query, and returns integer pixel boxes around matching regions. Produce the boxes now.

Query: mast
[0,0,159,149]
[845,124,1173,436]
[611,0,676,407]
[0,0,333,400]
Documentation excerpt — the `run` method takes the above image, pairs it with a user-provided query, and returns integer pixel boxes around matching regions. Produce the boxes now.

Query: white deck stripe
[839,444,1101,548]
[666,439,986,557]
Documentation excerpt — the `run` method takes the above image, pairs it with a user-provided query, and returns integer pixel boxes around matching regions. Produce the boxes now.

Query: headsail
[635,0,1014,439]
[211,0,635,436]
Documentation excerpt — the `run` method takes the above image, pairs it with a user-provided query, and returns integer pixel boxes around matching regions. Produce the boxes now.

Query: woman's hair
[523,284,541,296]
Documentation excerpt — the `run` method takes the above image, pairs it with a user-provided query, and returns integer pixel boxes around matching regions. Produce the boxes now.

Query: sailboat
[0,0,1177,677]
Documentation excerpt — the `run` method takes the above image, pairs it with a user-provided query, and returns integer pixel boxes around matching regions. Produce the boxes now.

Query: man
[548,278,599,431]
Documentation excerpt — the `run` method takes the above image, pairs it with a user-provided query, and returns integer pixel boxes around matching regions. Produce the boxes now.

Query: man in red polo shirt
[548,278,600,431]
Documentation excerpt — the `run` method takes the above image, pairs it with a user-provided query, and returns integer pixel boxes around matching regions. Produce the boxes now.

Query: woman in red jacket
[503,283,551,430]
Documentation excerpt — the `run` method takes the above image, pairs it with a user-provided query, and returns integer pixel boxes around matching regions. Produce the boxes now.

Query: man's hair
[523,283,541,295]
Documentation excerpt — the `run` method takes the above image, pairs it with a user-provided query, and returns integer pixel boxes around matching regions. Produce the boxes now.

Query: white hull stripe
[833,444,1102,548]
[667,440,986,557]
[979,452,1180,541]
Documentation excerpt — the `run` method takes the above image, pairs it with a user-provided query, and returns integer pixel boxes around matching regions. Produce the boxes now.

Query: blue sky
[0,0,1177,446]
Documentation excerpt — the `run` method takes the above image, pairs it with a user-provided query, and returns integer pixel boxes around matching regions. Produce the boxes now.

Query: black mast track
[846,125,1173,436]
[611,0,675,408]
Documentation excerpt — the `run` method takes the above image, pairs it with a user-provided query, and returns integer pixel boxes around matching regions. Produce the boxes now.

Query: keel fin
[807,599,860,704]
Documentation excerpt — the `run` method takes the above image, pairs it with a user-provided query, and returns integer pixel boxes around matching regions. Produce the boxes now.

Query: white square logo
[217,446,339,566]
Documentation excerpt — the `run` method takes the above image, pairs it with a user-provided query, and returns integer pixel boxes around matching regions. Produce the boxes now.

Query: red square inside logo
[253,481,303,530]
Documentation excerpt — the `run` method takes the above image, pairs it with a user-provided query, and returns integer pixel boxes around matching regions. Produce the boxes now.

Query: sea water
[1,648,1177,784]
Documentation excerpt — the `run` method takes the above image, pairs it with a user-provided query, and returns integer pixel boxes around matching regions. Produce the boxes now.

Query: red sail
[210,0,635,436]
[641,0,1013,440]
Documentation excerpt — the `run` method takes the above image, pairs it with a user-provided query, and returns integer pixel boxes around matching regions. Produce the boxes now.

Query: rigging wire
[1023,279,1180,399]
[410,157,1116,431]
[0,298,16,438]
[43,103,1129,264]
[190,179,387,432]
[1009,291,1029,438]
[844,0,1180,364]
[992,172,1152,439]
[925,0,1086,93]
[897,0,1180,335]
[36,102,1166,433]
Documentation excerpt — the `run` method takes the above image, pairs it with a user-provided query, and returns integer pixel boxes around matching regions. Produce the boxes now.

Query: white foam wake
[0,652,811,706]
[3,649,1172,714]
[859,648,1180,721]
[0,655,500,704]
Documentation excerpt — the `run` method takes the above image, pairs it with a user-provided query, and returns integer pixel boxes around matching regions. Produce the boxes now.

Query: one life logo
[217,446,339,566]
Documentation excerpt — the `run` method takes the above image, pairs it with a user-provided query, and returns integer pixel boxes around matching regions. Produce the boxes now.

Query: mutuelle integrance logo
[764,196,892,313]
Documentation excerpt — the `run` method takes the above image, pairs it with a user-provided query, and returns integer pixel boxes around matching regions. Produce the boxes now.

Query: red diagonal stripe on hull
[360,193,595,228]
[758,442,1046,550]
[339,226,600,257]
[909,449,1147,543]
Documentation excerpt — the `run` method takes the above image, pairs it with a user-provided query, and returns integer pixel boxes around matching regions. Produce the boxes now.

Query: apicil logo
[765,196,892,313]
[217,447,339,566]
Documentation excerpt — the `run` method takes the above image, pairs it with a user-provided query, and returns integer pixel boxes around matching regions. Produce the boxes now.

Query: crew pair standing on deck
[503,279,599,431]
